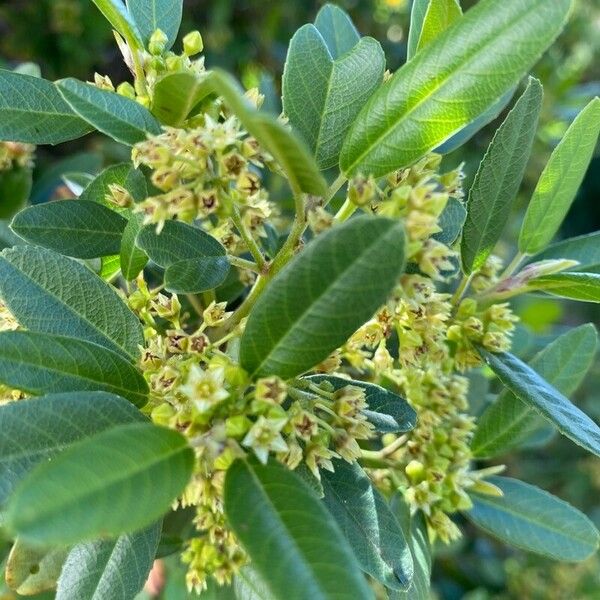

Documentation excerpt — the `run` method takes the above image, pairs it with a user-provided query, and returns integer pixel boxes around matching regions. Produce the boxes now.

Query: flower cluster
[0,141,34,171]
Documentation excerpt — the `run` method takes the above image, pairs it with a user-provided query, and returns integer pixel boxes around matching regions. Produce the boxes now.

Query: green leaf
[473,324,598,458]
[91,0,143,47]
[240,216,406,379]
[126,0,182,48]
[531,272,600,303]
[479,348,600,458]
[0,167,32,219]
[407,0,429,61]
[0,331,148,407]
[0,246,144,359]
[321,460,413,591]
[466,476,600,561]
[5,538,69,596]
[0,70,91,145]
[519,98,600,254]
[5,422,194,545]
[120,213,148,280]
[416,0,462,52]
[224,459,374,600]
[234,567,277,600]
[313,4,359,59]
[282,21,385,169]
[151,71,212,126]
[56,522,161,600]
[80,162,148,206]
[461,78,542,274]
[165,256,230,294]
[0,391,144,504]
[56,78,162,146]
[305,375,416,434]
[100,254,122,281]
[10,200,127,258]
[526,232,600,272]
[433,197,466,246]
[340,0,571,178]
[207,70,327,197]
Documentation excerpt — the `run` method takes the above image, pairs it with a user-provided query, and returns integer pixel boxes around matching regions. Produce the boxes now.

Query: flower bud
[149,28,169,55]
[183,31,204,56]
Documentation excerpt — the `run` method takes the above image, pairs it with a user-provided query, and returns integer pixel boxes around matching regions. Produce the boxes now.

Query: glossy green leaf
[466,476,600,561]
[165,256,230,294]
[479,348,600,458]
[283,20,385,168]
[126,0,182,48]
[461,78,542,274]
[313,4,359,58]
[207,70,327,197]
[526,232,600,272]
[5,538,69,595]
[407,0,429,61]
[91,0,143,47]
[519,98,600,254]
[0,70,91,144]
[151,71,212,126]
[0,391,144,504]
[11,200,127,258]
[340,0,571,177]
[120,213,148,280]
[433,197,466,246]
[416,0,462,52]
[0,331,148,407]
[473,324,597,458]
[80,162,148,206]
[321,460,413,590]
[5,422,194,545]
[0,246,144,359]
[224,459,374,600]
[56,78,162,146]
[240,216,406,379]
[0,167,32,219]
[531,272,600,303]
[56,522,161,600]
[305,375,416,434]
[100,254,122,281]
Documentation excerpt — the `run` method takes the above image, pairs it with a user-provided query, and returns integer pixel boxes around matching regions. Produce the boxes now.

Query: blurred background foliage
[0,1,599,598]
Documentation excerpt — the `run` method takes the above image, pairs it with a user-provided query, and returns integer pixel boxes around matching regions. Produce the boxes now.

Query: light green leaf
[519,98,600,254]
[282,22,385,169]
[151,71,212,126]
[91,0,143,47]
[120,213,148,280]
[531,272,600,303]
[224,459,374,600]
[165,256,230,294]
[56,523,161,600]
[5,422,194,545]
[80,162,148,206]
[100,254,122,281]
[416,0,462,52]
[56,78,162,146]
[461,78,542,274]
[407,0,429,61]
[473,324,597,458]
[321,460,413,591]
[313,4,359,59]
[433,197,466,246]
[526,231,600,272]
[340,0,571,177]
[466,476,600,561]
[0,331,149,407]
[11,200,127,258]
[479,348,600,458]
[240,216,406,379]
[0,167,32,219]
[0,246,144,359]
[0,391,144,504]
[5,538,69,595]
[305,375,416,434]
[0,70,91,144]
[207,70,327,197]
[126,0,182,48]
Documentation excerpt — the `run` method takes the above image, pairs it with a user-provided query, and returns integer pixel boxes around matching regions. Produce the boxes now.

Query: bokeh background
[0,1,599,598]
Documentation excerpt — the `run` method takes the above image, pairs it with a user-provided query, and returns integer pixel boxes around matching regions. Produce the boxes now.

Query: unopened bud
[183,31,204,56]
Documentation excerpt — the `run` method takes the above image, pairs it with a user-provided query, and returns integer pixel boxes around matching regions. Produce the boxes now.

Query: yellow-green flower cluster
[0,141,34,171]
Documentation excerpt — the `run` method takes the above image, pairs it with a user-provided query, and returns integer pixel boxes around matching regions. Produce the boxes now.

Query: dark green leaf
[56,522,161,600]
[0,246,144,359]
[0,391,144,504]
[0,331,148,407]
[473,324,597,457]
[11,200,127,258]
[433,197,466,246]
[234,567,277,600]
[5,423,194,545]
[120,213,148,280]
[0,70,91,145]
[224,459,374,600]
[461,78,542,274]
[0,167,32,219]
[466,476,600,561]
[165,256,230,294]
[80,162,148,206]
[479,348,600,458]
[56,78,162,146]
[526,232,600,272]
[240,216,406,379]
[126,0,183,48]
[313,4,359,58]
[340,0,571,177]
[531,272,600,303]
[322,460,413,590]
